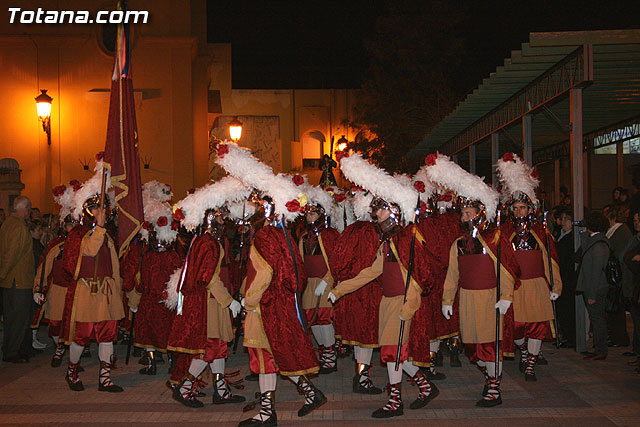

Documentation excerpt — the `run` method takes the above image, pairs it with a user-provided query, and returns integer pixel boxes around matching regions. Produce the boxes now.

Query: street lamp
[35,89,53,145]
[229,117,243,142]
[336,135,348,152]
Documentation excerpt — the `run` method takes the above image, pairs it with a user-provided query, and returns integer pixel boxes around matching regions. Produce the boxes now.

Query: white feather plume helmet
[352,190,374,221]
[175,175,250,230]
[496,152,539,207]
[139,181,177,244]
[339,153,419,221]
[423,153,499,222]
[301,182,334,215]
[52,180,81,222]
[412,167,438,199]
[70,158,114,220]
[321,186,353,231]
[214,142,307,223]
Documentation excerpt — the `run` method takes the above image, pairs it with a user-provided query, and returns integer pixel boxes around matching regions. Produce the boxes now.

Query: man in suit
[555,207,576,348]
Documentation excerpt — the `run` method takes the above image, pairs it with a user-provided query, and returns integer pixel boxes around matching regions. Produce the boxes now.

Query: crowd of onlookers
[0,198,62,363]
[549,185,640,373]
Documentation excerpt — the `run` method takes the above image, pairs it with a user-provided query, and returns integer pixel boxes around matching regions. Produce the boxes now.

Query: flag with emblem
[103,0,144,257]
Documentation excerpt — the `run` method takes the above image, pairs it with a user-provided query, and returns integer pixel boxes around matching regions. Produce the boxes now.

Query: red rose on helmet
[414,180,425,193]
[172,208,185,221]
[324,187,334,193]
[502,152,515,162]
[286,200,300,212]
[443,192,453,202]
[52,185,66,197]
[69,179,82,191]
[157,216,168,227]
[142,221,152,231]
[217,144,229,158]
[335,151,349,162]
[95,151,105,161]
[420,201,427,212]
[334,193,346,203]
[292,175,304,186]
[531,169,539,179]
[171,220,180,231]
[425,153,437,166]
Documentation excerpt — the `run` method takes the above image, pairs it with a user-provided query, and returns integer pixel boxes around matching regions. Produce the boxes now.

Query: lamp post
[229,117,243,143]
[35,89,53,145]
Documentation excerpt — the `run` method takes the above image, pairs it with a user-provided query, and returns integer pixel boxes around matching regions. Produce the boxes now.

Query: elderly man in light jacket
[0,196,35,363]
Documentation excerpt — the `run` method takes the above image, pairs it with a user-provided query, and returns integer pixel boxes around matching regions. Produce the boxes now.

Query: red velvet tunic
[134,248,184,351]
[166,233,220,354]
[330,221,383,347]
[249,225,318,375]
[416,212,463,342]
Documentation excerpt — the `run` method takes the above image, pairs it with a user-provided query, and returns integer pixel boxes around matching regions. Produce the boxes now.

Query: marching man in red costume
[121,181,183,375]
[497,153,562,381]
[60,157,125,392]
[425,153,519,407]
[298,182,340,374]
[165,176,247,408]
[216,142,327,426]
[32,183,79,368]
[329,152,439,418]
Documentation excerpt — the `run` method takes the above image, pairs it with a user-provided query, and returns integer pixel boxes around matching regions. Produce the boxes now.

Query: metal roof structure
[410,30,640,164]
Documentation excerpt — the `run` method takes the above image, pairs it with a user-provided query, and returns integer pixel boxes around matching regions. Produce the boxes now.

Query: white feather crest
[340,153,419,221]
[55,185,76,222]
[424,153,499,222]
[70,160,113,219]
[496,153,539,206]
[163,266,183,310]
[140,181,176,243]
[142,181,172,204]
[227,200,256,221]
[302,183,334,215]
[352,191,374,221]
[215,142,304,223]
[177,176,250,230]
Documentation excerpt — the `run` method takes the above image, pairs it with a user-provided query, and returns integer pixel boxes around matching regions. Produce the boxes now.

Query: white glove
[494,299,512,315]
[550,292,559,301]
[328,292,337,304]
[442,305,453,320]
[33,292,45,305]
[240,297,246,308]
[229,299,242,318]
[315,280,328,297]
[129,306,138,313]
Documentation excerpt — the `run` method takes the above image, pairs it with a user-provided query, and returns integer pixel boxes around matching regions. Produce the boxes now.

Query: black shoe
[424,369,446,381]
[318,365,338,374]
[139,364,157,375]
[298,388,326,417]
[51,356,63,367]
[212,374,246,405]
[99,383,124,392]
[372,403,403,418]
[352,375,383,394]
[238,415,277,426]
[172,382,203,408]
[525,371,537,382]
[537,356,548,366]
[476,396,502,407]
[409,383,439,409]
[66,377,84,391]
[245,372,259,381]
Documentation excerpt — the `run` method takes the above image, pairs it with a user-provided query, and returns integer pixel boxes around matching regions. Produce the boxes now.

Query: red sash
[381,262,405,297]
[303,254,328,278]
[514,250,545,280]
[77,243,112,278]
[458,254,496,290]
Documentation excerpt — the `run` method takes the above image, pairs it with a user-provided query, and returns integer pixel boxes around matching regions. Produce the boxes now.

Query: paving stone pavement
[1,328,640,426]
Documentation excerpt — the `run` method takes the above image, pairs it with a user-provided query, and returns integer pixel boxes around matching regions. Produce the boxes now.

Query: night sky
[207,0,640,95]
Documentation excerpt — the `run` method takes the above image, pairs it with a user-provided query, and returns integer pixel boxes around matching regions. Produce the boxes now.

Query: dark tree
[349,0,466,172]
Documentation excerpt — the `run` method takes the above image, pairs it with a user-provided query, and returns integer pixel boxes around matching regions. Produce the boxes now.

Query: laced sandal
[518,342,528,373]
[296,376,326,417]
[524,353,538,381]
[98,361,123,392]
[51,343,66,368]
[65,361,84,391]
[353,363,383,394]
[476,376,502,407]
[372,383,403,418]
[139,351,157,375]
[172,373,203,408]
[318,345,338,374]
[239,391,277,426]
[212,373,246,404]
[409,371,439,409]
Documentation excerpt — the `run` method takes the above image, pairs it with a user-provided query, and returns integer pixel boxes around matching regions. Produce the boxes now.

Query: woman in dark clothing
[604,205,632,347]
[576,211,611,360]
[623,212,640,371]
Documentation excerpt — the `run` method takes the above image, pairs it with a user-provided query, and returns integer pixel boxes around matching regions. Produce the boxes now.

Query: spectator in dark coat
[576,211,611,360]
[604,205,632,347]
[556,207,576,347]
[623,212,640,369]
